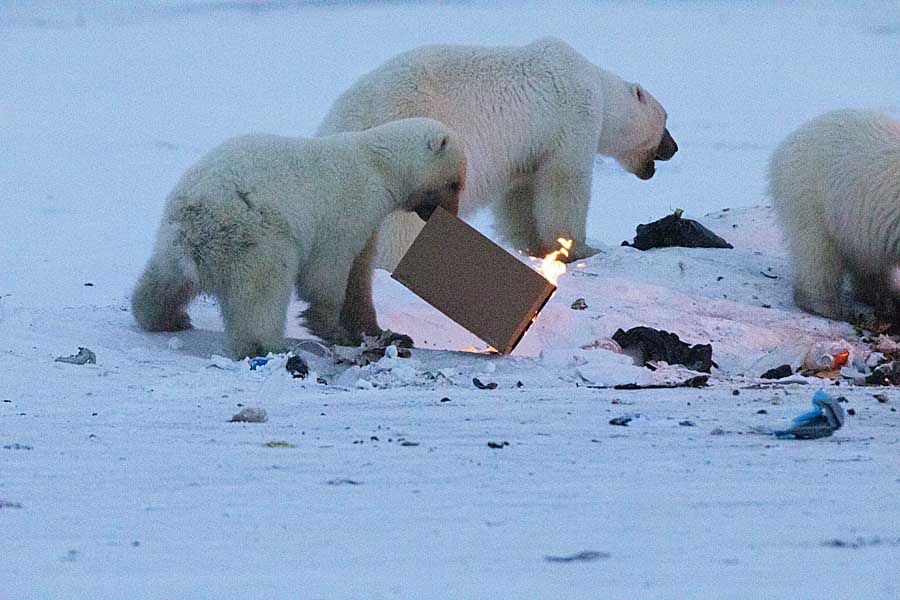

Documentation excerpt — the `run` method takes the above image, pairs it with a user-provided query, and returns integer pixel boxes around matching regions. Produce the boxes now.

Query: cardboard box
[391,207,557,354]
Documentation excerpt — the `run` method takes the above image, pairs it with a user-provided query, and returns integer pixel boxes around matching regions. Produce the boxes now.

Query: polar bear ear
[633,84,647,104]
[428,135,449,153]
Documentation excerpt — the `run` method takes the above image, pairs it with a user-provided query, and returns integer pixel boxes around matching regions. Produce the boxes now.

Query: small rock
[570,298,588,310]
[874,393,889,403]
[609,416,633,427]
[326,478,361,486]
[263,440,295,448]
[487,441,509,449]
[847,408,856,416]
[400,441,419,447]
[55,347,96,365]
[229,407,267,423]
[678,420,695,427]
[756,409,768,415]
[439,397,451,402]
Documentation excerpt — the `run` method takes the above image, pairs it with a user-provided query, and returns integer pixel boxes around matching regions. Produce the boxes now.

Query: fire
[534,238,573,286]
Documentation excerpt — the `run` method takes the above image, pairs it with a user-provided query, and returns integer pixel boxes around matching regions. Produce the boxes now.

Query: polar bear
[132,117,466,358]
[317,36,677,270]
[769,110,900,322]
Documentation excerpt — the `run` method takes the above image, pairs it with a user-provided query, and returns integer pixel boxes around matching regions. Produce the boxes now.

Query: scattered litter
[2,443,33,450]
[613,375,709,390]
[54,347,96,365]
[622,209,733,250]
[229,407,268,423]
[866,361,900,386]
[774,390,845,440]
[399,441,419,447]
[580,338,622,352]
[761,364,793,379]
[570,298,588,310]
[760,270,779,279]
[354,379,374,390]
[609,416,634,426]
[208,354,237,370]
[289,339,333,357]
[872,335,900,354]
[800,343,852,376]
[336,330,412,367]
[544,550,611,563]
[0,499,23,509]
[263,440,295,448]
[326,478,361,486]
[612,326,714,373]
[710,427,727,435]
[874,393,889,403]
[285,355,309,379]
[679,420,696,427]
[440,397,451,402]
[473,377,498,390]
[487,441,509,449]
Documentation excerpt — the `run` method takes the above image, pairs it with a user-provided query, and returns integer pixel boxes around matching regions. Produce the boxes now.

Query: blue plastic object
[249,357,270,370]
[775,390,845,439]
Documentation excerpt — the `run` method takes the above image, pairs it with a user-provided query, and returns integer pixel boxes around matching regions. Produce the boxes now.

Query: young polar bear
[317,37,677,270]
[769,110,900,322]
[132,118,466,358]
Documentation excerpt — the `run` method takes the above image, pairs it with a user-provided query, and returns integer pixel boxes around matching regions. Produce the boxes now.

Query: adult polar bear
[132,118,466,358]
[318,37,677,270]
[769,110,900,322]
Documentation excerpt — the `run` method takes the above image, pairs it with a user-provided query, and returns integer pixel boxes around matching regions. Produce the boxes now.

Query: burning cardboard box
[392,207,567,354]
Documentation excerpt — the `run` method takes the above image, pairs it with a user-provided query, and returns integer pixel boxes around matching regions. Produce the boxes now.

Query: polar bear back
[318,37,605,213]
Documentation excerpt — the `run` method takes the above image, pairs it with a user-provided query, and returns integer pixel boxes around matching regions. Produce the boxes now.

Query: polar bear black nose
[655,129,678,161]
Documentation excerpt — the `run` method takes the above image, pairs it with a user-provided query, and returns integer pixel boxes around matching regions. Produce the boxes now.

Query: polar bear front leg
[341,232,415,348]
[299,252,358,347]
[529,150,599,262]
[788,232,849,322]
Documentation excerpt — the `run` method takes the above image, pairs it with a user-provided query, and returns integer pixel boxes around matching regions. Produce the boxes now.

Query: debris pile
[622,209,733,250]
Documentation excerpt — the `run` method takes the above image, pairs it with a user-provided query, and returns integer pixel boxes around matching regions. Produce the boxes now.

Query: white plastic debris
[229,407,267,423]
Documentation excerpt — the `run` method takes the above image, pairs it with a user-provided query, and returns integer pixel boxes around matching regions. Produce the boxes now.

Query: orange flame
[534,238,573,286]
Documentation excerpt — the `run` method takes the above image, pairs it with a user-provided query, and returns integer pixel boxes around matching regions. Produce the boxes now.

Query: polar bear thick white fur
[132,117,466,358]
[769,109,900,322]
[317,36,677,270]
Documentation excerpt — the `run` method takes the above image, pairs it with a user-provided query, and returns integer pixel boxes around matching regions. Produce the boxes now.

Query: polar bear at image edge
[769,109,900,322]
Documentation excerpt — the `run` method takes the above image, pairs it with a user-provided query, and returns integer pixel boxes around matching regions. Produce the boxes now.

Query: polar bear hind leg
[132,239,198,333]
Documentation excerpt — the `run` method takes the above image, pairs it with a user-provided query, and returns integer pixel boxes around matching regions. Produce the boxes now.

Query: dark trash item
[865,360,900,385]
[609,416,633,426]
[622,210,733,250]
[761,364,793,379]
[678,420,696,427]
[0,500,24,509]
[285,355,309,379]
[55,347,96,365]
[613,375,709,390]
[612,326,715,373]
[473,377,498,390]
[487,441,509,449]
[544,550,611,563]
[774,390,845,440]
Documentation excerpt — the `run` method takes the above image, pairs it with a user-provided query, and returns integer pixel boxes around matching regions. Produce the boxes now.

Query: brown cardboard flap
[391,207,556,354]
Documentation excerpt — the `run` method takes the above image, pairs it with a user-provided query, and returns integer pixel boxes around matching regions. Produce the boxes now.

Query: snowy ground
[3,1,900,598]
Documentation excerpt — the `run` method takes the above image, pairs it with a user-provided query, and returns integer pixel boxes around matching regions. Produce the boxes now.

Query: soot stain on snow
[544,550,611,563]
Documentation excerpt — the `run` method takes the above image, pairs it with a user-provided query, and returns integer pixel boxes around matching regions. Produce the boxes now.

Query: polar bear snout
[655,128,678,161]
[409,180,462,221]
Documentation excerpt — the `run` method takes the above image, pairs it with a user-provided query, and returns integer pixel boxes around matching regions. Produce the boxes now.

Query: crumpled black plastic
[612,326,715,373]
[622,212,733,250]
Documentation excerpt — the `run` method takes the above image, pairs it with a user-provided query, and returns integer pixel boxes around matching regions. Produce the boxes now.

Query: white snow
[2,1,900,598]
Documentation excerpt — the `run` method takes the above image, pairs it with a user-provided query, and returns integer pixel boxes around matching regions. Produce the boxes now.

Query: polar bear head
[386,118,467,221]
[599,80,677,180]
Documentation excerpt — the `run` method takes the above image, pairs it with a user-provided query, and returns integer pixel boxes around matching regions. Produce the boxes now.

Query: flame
[534,238,573,286]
